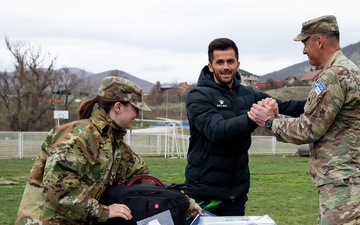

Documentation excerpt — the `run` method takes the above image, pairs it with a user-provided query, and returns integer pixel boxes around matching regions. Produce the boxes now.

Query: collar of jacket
[323,49,344,70]
[198,65,242,90]
[90,106,127,143]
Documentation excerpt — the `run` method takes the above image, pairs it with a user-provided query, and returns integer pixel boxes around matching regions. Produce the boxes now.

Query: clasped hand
[248,98,278,127]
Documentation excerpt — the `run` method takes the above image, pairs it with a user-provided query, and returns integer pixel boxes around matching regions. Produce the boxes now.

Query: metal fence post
[18,132,23,158]
[126,132,131,146]
[272,136,276,155]
[157,134,161,155]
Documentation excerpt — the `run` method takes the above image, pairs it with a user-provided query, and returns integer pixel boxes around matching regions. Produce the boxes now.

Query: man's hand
[266,98,278,117]
[187,202,204,218]
[248,98,277,127]
[258,98,278,117]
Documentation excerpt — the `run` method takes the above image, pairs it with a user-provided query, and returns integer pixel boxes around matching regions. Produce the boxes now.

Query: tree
[0,37,57,131]
[266,78,276,89]
[147,81,164,105]
[110,69,128,79]
[53,67,92,110]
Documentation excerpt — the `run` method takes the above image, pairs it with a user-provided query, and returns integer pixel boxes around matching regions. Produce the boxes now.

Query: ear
[208,63,213,72]
[316,35,324,48]
[114,102,122,113]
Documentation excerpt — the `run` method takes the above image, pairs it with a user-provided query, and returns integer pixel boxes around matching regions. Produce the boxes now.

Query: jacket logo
[217,100,227,108]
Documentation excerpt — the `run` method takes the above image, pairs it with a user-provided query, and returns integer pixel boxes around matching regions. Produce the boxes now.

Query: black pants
[186,196,247,225]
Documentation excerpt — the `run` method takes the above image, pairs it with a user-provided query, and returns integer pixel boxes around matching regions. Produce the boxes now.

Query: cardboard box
[197,215,277,225]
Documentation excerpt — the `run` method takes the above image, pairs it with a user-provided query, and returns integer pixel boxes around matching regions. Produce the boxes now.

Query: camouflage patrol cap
[293,15,339,41]
[97,76,151,111]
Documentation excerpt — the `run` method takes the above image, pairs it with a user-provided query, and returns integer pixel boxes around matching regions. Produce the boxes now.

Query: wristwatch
[265,117,274,130]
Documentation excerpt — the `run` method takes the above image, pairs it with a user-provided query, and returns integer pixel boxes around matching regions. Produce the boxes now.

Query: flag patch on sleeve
[314,81,325,95]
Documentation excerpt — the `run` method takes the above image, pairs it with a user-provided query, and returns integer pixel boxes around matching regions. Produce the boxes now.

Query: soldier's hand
[259,98,278,117]
[266,98,278,117]
[248,101,275,127]
[108,203,132,220]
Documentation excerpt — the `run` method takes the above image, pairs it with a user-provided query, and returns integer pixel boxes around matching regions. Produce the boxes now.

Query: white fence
[0,130,300,159]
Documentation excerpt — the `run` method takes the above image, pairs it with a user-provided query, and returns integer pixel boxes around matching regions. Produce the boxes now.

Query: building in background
[239,69,259,87]
[300,70,321,85]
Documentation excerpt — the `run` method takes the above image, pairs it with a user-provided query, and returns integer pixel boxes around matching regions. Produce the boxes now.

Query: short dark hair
[208,38,239,63]
[323,31,340,42]
[311,31,340,43]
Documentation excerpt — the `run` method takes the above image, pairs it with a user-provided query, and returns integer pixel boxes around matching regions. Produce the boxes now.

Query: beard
[213,69,236,85]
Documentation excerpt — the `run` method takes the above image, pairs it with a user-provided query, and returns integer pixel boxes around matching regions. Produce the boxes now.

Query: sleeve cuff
[187,198,196,212]
[97,205,110,222]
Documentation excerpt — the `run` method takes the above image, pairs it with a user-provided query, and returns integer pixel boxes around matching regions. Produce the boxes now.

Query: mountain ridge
[86,70,155,94]
[259,41,360,81]
[65,41,360,92]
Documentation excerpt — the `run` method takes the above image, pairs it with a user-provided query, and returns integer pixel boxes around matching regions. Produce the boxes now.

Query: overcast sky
[1,0,359,84]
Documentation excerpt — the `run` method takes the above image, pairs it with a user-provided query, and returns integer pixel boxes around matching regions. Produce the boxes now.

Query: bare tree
[166,82,182,104]
[0,37,56,131]
[0,71,11,109]
[53,67,92,110]
[147,81,164,105]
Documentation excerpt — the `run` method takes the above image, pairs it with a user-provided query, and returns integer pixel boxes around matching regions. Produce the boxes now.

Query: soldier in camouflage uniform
[16,76,152,224]
[248,15,360,225]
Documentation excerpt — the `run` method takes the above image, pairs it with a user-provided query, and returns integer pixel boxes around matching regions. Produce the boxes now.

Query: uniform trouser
[317,177,360,225]
[186,195,247,225]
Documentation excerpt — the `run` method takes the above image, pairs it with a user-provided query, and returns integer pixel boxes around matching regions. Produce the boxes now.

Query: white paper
[148,219,161,225]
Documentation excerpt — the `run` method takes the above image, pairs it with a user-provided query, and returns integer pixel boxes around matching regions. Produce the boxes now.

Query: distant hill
[60,68,155,94]
[66,67,94,77]
[259,41,360,81]
[86,70,154,94]
[63,41,360,92]
[54,67,154,94]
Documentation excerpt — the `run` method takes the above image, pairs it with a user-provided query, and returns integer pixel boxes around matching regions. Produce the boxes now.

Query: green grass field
[0,155,318,225]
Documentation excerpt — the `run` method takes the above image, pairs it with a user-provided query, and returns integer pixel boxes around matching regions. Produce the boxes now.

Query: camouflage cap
[293,15,339,41]
[97,76,151,111]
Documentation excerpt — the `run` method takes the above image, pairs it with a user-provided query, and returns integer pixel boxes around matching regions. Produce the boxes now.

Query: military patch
[314,81,325,95]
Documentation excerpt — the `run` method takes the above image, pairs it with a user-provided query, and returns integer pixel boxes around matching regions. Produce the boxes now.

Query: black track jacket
[184,66,306,201]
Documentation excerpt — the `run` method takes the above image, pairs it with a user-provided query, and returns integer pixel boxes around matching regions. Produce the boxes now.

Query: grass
[247,156,318,225]
[0,155,318,225]
[264,86,312,101]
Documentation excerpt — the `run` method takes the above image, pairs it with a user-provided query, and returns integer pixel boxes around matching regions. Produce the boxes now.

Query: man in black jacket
[185,38,306,223]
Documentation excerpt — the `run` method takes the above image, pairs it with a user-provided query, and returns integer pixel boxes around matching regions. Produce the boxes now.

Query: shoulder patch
[314,81,325,95]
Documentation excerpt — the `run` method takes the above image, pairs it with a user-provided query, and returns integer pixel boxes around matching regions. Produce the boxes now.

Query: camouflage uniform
[97,76,151,112]
[272,15,360,225]
[16,76,150,225]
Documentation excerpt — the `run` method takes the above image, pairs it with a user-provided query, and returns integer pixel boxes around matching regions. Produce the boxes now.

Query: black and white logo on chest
[216,99,227,108]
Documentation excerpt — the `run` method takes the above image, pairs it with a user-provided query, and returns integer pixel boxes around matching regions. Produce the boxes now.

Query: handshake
[247,98,278,127]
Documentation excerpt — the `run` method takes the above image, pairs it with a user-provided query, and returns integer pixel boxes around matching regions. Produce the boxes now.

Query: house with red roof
[300,70,321,85]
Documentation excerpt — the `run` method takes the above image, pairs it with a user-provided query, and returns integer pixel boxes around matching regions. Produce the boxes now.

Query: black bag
[98,174,190,225]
